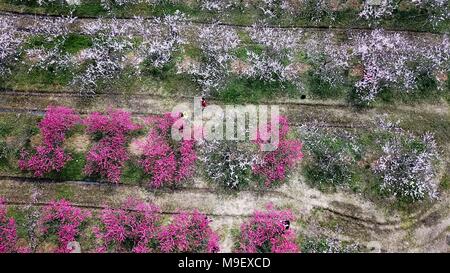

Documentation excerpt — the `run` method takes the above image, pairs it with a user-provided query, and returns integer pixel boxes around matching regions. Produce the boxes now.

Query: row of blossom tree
[1,14,448,103]
[18,106,303,187]
[0,198,298,253]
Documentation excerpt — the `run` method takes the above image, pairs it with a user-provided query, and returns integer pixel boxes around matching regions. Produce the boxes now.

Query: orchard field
[0,0,449,253]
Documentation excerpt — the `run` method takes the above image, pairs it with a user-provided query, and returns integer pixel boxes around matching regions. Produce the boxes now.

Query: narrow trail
[0,89,448,130]
[0,10,447,36]
[0,174,406,229]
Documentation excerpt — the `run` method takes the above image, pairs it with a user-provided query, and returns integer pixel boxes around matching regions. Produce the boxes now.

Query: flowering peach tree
[84,109,140,183]
[94,199,161,253]
[19,106,81,177]
[158,210,220,253]
[253,116,303,187]
[0,198,19,253]
[139,113,197,188]
[39,199,91,253]
[234,205,298,253]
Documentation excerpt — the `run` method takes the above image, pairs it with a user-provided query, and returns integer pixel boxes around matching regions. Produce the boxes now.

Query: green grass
[376,75,443,104]
[6,207,28,239]
[47,152,86,181]
[62,34,93,54]
[440,174,450,192]
[216,77,299,104]
[182,44,203,60]
[0,118,14,137]
[25,34,92,54]
[54,184,75,200]
[121,161,146,185]
[306,71,348,99]
[0,113,40,173]
[2,64,73,91]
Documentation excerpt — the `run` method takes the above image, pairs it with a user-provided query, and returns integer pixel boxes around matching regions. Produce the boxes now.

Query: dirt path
[0,89,448,129]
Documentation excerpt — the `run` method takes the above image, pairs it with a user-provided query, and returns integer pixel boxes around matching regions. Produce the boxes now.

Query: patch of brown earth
[128,136,146,157]
[64,134,90,153]
[177,56,200,74]
[29,134,42,148]
[230,59,251,75]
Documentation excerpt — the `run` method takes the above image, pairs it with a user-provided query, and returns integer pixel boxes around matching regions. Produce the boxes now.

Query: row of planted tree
[18,106,303,188]
[14,105,443,203]
[1,13,449,105]
[0,198,298,253]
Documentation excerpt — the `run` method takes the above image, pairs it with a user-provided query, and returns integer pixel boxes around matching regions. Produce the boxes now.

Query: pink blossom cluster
[253,116,303,186]
[19,106,81,177]
[95,201,219,253]
[158,210,220,253]
[0,198,18,253]
[235,205,298,253]
[39,199,91,253]
[94,199,161,253]
[84,109,140,183]
[139,113,197,188]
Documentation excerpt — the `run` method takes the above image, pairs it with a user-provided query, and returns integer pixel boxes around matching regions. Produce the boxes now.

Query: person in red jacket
[201,97,207,109]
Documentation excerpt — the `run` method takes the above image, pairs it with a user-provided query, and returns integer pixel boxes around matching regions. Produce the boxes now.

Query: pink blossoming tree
[19,106,81,177]
[94,199,161,253]
[84,109,140,183]
[158,210,220,253]
[39,199,91,253]
[0,198,19,253]
[253,115,303,187]
[139,113,197,188]
[235,205,298,253]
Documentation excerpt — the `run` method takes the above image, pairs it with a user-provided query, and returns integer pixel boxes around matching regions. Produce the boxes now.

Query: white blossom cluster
[200,0,238,11]
[352,29,450,103]
[17,0,450,29]
[304,29,449,103]
[199,140,259,189]
[0,16,25,75]
[24,15,77,72]
[302,236,362,253]
[30,13,76,37]
[300,122,361,187]
[2,12,448,100]
[72,18,135,94]
[372,118,440,201]
[17,13,189,94]
[136,11,189,69]
[35,0,81,5]
[412,0,450,27]
[25,45,73,72]
[282,0,337,22]
[179,23,240,94]
[240,26,301,83]
[242,50,286,82]
[359,0,396,20]
[303,32,351,86]
[359,0,450,27]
